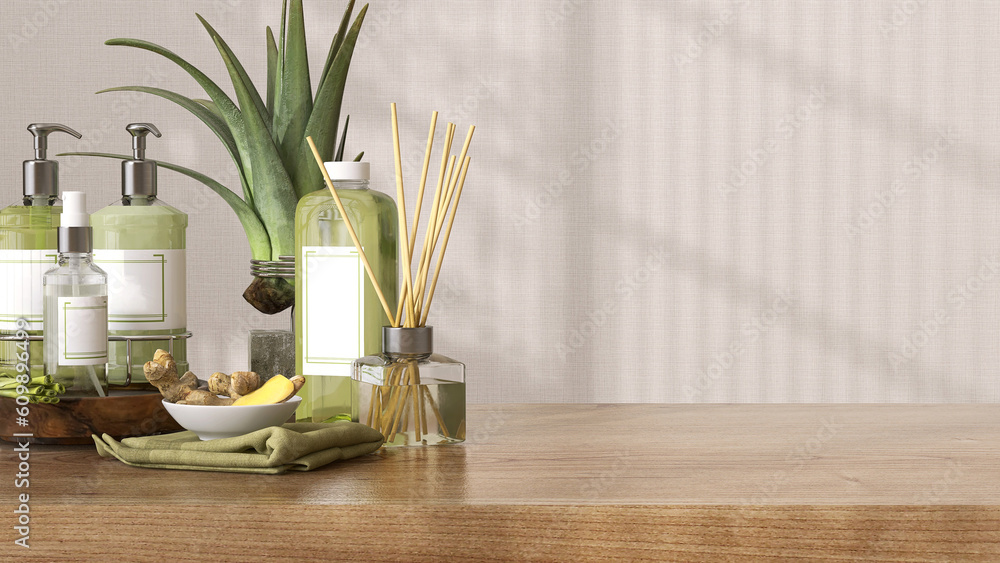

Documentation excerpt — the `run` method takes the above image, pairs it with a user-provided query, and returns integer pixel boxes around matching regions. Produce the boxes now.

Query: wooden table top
[3,404,999,561]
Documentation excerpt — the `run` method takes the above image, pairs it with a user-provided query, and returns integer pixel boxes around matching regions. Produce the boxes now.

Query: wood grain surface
[0,392,182,445]
[1,404,998,561]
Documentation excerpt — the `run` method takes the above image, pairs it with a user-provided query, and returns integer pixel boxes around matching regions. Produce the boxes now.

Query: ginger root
[144,351,198,403]
[177,390,234,406]
[207,371,262,400]
[147,349,298,407]
[145,350,234,405]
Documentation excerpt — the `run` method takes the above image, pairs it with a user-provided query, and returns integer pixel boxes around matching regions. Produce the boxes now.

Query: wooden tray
[0,391,181,445]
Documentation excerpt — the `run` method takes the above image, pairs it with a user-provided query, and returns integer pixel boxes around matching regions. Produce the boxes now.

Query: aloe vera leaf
[214,36,298,259]
[104,38,256,198]
[193,98,224,121]
[273,0,288,134]
[98,86,253,209]
[274,0,313,165]
[266,26,277,117]
[289,4,368,199]
[318,0,356,96]
[335,115,350,161]
[196,14,271,134]
[60,152,271,260]
[354,151,364,162]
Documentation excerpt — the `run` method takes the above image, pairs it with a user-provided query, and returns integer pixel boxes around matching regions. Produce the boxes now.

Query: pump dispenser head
[122,123,161,197]
[58,191,92,253]
[23,123,82,197]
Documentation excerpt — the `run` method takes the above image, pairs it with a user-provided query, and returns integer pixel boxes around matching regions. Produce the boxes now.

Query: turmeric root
[232,375,304,406]
[207,371,262,399]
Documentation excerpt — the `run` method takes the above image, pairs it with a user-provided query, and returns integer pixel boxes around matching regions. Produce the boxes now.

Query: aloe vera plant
[63,0,368,314]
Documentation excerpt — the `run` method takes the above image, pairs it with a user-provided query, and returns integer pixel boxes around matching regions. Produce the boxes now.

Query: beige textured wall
[2,1,998,402]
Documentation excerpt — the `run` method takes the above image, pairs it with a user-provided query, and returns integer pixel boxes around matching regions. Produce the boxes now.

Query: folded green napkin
[93,422,384,474]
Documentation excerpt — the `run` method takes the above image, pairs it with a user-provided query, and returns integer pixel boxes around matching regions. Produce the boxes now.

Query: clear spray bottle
[43,191,109,397]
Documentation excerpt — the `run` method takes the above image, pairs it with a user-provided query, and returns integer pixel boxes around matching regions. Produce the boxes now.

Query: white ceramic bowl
[161,396,302,440]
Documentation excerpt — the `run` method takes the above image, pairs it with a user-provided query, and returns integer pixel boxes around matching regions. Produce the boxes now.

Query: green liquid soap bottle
[92,124,188,388]
[0,124,82,379]
[295,162,397,422]
[43,191,109,397]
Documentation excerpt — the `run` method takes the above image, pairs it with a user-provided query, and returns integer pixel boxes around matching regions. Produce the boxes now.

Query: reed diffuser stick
[394,115,442,327]
[390,103,417,327]
[413,155,456,316]
[412,124,455,315]
[306,136,396,323]
[416,125,474,313]
[409,112,438,258]
[421,156,471,325]
[438,126,476,229]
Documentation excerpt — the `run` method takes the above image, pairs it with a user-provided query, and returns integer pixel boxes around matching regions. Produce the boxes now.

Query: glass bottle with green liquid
[92,124,188,388]
[0,124,82,380]
[295,162,397,422]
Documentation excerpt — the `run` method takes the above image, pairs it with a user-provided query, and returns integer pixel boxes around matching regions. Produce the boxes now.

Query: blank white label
[301,246,365,377]
[57,295,108,366]
[0,249,58,331]
[94,249,186,330]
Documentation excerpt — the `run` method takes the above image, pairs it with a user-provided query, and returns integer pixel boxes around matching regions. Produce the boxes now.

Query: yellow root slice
[232,375,303,406]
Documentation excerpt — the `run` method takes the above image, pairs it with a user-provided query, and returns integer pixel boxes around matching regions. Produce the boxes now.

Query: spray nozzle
[61,191,88,228]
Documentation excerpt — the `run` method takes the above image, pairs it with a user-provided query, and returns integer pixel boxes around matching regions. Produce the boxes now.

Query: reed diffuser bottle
[354,327,465,445]
[294,162,397,422]
[43,192,108,397]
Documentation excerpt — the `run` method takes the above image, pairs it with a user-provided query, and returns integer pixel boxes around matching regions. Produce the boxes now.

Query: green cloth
[93,422,384,474]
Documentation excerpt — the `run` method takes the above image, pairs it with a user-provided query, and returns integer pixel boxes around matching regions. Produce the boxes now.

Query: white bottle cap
[62,191,89,227]
[324,161,369,181]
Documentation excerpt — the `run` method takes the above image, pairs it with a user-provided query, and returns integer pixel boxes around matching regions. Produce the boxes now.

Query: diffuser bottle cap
[23,123,83,197]
[324,161,370,181]
[122,123,161,197]
[58,191,93,253]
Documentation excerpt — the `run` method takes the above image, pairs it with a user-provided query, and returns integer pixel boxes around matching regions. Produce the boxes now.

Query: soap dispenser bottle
[43,191,108,397]
[0,124,82,379]
[92,124,188,388]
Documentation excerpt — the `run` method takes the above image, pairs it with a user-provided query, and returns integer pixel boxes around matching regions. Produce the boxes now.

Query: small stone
[248,329,295,383]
